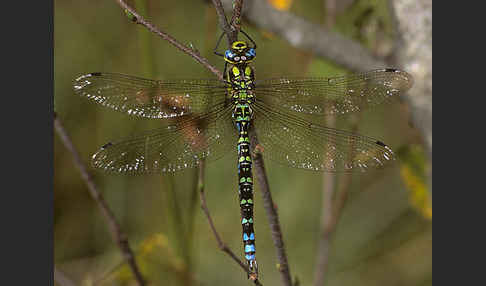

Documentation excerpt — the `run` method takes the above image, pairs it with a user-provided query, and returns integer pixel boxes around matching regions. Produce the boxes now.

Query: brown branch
[114,0,223,79]
[197,161,263,286]
[230,0,244,33]
[54,114,146,286]
[211,0,236,43]
[251,134,293,286]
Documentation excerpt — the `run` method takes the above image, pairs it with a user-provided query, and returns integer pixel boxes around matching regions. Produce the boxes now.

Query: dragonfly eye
[234,56,240,61]
[241,56,247,61]
[225,50,233,59]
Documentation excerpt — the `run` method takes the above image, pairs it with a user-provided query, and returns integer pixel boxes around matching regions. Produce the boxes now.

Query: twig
[54,114,146,286]
[220,0,386,72]
[211,0,236,43]
[197,161,263,286]
[54,266,77,286]
[114,0,223,79]
[251,134,293,286]
[230,0,244,33]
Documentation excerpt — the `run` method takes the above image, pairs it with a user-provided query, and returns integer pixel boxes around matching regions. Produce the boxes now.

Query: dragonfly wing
[254,69,413,116]
[252,102,395,172]
[92,104,236,174]
[74,73,229,119]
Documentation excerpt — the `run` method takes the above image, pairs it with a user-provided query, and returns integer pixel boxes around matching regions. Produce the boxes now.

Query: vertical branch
[230,0,244,34]
[211,0,236,43]
[54,114,146,286]
[251,134,293,286]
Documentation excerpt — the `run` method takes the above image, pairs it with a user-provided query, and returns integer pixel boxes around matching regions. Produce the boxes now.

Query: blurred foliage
[268,0,293,11]
[54,0,431,285]
[397,145,432,219]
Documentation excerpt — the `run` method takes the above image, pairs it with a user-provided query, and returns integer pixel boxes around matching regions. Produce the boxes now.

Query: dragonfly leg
[240,29,257,49]
[214,31,226,57]
[223,62,228,80]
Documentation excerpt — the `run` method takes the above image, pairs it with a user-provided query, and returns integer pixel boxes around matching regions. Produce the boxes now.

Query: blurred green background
[54,0,431,285]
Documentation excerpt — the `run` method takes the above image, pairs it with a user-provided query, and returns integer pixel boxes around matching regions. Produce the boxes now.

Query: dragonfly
[73,31,413,277]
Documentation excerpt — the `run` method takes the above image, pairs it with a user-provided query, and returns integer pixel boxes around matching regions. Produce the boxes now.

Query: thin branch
[211,0,236,43]
[220,0,386,72]
[114,0,223,79]
[230,0,244,34]
[54,266,77,286]
[54,114,146,286]
[251,134,293,286]
[197,161,263,286]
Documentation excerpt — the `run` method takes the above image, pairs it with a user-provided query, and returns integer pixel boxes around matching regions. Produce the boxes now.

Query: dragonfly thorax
[229,64,255,105]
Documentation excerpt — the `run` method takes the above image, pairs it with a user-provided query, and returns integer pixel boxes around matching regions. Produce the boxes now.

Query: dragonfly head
[224,41,256,65]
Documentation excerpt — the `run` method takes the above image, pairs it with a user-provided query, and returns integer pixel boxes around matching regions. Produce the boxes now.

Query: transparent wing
[252,102,395,172]
[254,69,413,116]
[74,73,229,119]
[92,103,237,174]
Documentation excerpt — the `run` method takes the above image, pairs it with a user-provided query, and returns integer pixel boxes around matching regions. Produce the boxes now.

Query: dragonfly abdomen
[234,102,257,274]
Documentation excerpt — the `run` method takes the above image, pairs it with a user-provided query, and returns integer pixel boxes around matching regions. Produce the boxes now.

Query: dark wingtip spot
[90,72,102,76]
[385,68,398,73]
[375,140,387,147]
[101,142,113,149]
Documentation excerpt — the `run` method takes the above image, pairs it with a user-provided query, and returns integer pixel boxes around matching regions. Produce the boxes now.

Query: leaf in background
[397,145,432,219]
